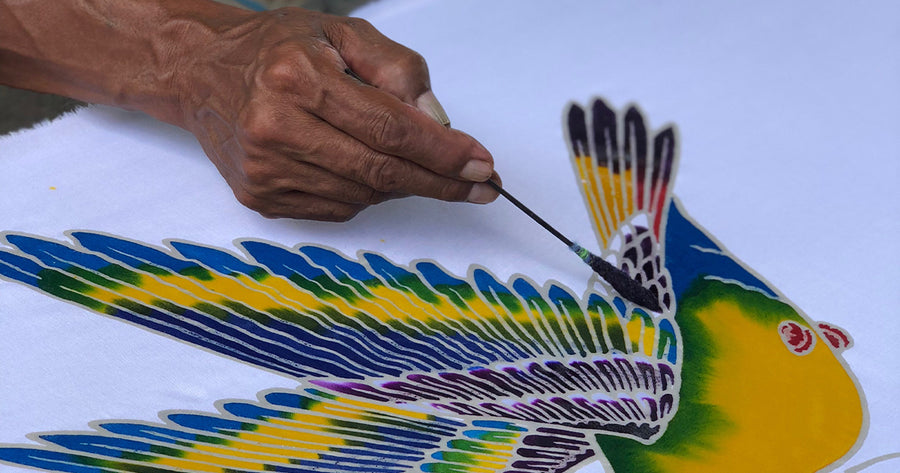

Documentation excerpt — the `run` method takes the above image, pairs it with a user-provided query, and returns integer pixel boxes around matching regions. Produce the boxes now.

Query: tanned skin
[0,0,499,221]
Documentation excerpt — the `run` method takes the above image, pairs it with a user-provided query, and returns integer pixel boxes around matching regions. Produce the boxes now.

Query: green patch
[312,275,360,301]
[36,268,106,311]
[430,284,470,310]
[117,450,161,463]
[446,439,494,453]
[98,263,142,286]
[268,307,324,332]
[522,296,575,356]
[335,275,375,299]
[178,265,213,281]
[393,273,440,304]
[466,430,518,443]
[62,266,119,289]
[554,296,595,356]
[248,267,269,282]
[193,301,231,321]
[595,278,795,471]
[146,444,186,459]
[431,451,482,465]
[604,313,627,353]
[284,274,359,303]
[153,299,186,316]
[362,277,386,289]
[585,299,614,354]
[478,289,544,353]
[114,298,154,316]
[287,395,321,411]
[136,263,171,277]
[221,300,271,325]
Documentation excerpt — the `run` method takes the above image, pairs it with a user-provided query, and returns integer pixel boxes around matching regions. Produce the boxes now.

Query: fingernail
[416,90,451,127]
[460,159,493,181]
[466,182,498,204]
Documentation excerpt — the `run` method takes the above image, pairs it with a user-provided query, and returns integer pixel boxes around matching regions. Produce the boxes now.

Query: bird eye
[778,320,816,355]
[815,322,853,352]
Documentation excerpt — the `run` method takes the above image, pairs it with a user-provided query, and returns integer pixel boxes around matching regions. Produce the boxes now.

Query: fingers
[238,153,397,205]
[305,69,494,184]
[188,10,501,222]
[244,190,368,222]
[322,16,450,127]
[322,16,427,103]
[269,114,494,203]
[221,144,380,219]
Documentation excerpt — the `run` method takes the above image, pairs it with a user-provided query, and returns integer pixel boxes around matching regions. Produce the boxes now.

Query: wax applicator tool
[486,179,662,312]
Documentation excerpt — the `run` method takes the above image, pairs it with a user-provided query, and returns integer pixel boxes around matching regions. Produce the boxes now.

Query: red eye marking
[778,321,816,355]
[817,322,852,351]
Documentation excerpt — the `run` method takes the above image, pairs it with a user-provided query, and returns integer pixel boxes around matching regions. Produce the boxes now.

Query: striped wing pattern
[0,387,594,473]
[0,231,682,472]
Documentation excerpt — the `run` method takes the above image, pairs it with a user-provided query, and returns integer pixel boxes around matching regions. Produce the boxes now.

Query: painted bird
[563,99,864,472]
[0,98,863,473]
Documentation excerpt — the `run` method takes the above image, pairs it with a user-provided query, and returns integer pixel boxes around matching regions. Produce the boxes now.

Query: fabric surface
[1,1,898,471]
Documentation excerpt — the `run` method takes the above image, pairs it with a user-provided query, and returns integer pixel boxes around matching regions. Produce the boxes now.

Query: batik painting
[0,99,866,472]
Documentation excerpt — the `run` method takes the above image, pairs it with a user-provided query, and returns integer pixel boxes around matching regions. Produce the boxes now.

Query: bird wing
[0,385,598,473]
[565,99,678,312]
[0,231,675,379]
[0,232,681,442]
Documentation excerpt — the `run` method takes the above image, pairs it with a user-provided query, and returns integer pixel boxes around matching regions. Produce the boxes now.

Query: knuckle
[366,108,408,151]
[324,17,374,49]
[255,45,325,111]
[300,79,328,114]
[341,17,375,35]
[234,189,265,212]
[371,49,428,92]
[362,153,409,192]
[258,51,303,92]
[396,50,428,76]
[304,200,364,222]
[238,105,280,147]
[349,185,382,205]
[437,180,470,202]
[325,204,365,222]
[239,157,270,187]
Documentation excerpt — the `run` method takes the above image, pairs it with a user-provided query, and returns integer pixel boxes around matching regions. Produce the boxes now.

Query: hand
[173,7,499,221]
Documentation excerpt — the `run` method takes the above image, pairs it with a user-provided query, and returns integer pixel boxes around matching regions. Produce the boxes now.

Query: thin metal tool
[486,179,662,312]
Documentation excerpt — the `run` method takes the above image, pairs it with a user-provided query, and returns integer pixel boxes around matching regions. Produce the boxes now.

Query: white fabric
[1,1,898,471]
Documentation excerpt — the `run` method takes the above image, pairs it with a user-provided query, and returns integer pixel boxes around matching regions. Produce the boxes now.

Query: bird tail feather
[564,99,678,311]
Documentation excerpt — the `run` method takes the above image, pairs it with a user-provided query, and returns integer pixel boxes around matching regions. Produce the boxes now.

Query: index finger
[307,65,494,182]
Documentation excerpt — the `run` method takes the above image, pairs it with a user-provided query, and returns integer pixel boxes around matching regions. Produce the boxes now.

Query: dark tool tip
[570,244,662,312]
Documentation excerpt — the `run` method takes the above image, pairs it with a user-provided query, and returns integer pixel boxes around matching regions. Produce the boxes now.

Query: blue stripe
[72,232,193,274]
[170,241,260,276]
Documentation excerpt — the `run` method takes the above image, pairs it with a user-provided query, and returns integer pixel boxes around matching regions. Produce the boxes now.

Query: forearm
[1,1,498,220]
[0,0,246,126]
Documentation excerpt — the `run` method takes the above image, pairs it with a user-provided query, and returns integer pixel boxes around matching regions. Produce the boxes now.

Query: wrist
[0,0,251,129]
[130,0,253,128]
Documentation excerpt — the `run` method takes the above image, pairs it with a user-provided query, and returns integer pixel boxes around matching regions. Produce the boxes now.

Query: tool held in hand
[486,179,662,312]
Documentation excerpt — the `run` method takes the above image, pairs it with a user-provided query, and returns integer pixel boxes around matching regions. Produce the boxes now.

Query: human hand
[172,6,498,221]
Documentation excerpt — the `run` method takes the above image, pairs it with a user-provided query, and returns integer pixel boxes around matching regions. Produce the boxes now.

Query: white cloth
[1,1,898,471]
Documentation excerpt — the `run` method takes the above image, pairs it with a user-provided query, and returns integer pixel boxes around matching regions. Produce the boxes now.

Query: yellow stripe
[154,453,267,472]
[621,168,634,220]
[191,440,319,462]
[577,155,611,246]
